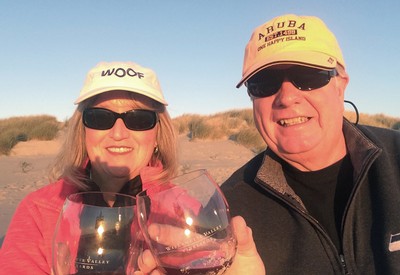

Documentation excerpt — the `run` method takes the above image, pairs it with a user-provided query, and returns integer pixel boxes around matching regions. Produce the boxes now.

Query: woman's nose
[109,118,130,140]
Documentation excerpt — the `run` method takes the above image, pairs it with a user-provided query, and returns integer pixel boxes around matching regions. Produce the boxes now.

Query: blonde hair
[49,91,178,190]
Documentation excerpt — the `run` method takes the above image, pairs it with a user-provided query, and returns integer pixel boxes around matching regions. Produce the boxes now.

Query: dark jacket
[221,120,400,274]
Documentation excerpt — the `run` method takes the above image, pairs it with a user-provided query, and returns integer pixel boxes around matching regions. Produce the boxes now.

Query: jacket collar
[255,119,382,208]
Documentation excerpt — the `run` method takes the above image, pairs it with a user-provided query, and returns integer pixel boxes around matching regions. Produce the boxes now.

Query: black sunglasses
[246,66,338,98]
[83,108,158,131]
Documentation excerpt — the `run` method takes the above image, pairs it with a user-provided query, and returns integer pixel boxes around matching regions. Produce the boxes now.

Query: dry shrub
[232,128,266,153]
[360,113,400,129]
[0,115,61,155]
[345,111,400,129]
[1,109,398,156]
[173,109,263,150]
[0,128,21,155]
[188,117,207,139]
[172,114,194,135]
[174,109,399,153]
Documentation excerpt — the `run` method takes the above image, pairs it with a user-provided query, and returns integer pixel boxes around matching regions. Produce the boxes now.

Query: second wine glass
[136,169,237,275]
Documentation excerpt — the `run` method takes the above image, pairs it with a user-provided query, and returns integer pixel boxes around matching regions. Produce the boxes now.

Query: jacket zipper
[340,254,349,274]
[255,178,349,274]
[337,147,379,275]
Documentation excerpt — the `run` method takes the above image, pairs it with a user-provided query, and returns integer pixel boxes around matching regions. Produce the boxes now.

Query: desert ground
[0,134,255,243]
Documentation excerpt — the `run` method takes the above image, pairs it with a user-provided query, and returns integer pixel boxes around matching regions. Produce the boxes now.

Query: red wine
[161,258,233,275]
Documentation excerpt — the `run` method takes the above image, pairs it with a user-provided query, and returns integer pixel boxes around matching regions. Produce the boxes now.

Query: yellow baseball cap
[237,14,345,88]
[75,61,168,105]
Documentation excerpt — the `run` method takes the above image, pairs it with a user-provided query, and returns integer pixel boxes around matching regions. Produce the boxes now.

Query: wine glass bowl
[52,192,141,275]
[137,169,237,275]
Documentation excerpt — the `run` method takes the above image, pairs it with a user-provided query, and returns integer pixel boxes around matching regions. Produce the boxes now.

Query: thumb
[232,216,257,256]
[227,216,265,275]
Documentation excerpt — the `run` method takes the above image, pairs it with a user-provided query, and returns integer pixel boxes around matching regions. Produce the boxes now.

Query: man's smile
[278,117,310,127]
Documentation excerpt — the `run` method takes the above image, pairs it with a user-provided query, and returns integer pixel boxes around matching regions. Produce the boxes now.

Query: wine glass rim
[137,169,213,197]
[67,191,136,207]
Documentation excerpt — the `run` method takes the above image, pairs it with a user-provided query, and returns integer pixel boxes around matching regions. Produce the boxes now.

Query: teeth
[278,117,309,127]
[107,147,132,153]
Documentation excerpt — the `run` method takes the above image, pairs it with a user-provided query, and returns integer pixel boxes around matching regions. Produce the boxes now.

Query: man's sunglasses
[246,66,338,98]
[83,108,158,131]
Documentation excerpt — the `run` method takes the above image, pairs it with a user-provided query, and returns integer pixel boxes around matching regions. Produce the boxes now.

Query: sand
[0,135,255,241]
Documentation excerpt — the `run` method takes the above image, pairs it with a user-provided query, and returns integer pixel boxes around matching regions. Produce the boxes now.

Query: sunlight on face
[85,91,158,183]
[253,73,348,170]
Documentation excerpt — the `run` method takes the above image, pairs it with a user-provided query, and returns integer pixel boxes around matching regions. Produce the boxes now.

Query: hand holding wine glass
[136,169,237,275]
[137,216,265,275]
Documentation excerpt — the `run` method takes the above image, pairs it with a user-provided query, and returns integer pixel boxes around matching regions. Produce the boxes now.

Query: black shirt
[282,155,354,252]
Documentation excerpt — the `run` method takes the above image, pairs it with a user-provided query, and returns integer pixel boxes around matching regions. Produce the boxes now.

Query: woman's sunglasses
[246,66,338,98]
[83,108,158,131]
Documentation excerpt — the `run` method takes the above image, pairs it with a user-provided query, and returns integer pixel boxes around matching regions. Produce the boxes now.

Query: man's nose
[274,78,302,107]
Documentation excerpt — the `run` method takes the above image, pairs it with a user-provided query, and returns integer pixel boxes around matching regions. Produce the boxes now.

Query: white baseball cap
[75,61,168,105]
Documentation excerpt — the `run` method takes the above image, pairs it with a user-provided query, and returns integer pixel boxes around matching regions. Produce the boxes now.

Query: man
[222,14,400,274]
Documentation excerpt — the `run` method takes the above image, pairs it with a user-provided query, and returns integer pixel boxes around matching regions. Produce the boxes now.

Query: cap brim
[236,51,338,88]
[74,86,168,105]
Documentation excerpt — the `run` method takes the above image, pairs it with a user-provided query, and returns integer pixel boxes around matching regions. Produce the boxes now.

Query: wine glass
[136,169,237,275]
[52,192,142,275]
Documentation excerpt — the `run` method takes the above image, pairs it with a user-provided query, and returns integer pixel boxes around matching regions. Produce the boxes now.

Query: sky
[1,0,400,121]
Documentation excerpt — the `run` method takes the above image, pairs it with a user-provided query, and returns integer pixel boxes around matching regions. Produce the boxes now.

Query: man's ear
[337,73,349,100]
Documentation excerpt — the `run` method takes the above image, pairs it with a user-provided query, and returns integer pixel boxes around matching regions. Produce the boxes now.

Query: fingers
[137,249,166,275]
[138,249,157,273]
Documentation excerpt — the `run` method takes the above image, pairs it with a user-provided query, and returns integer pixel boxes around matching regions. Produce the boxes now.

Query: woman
[0,61,178,274]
